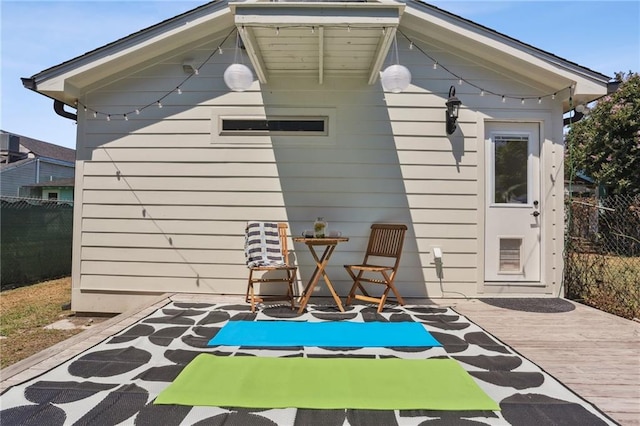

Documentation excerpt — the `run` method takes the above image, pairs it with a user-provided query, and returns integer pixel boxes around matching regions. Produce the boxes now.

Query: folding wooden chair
[344,224,408,313]
[245,222,297,313]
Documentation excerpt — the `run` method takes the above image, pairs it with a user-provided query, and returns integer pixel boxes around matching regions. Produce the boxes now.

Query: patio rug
[0,302,617,425]
[208,320,442,347]
[155,355,497,410]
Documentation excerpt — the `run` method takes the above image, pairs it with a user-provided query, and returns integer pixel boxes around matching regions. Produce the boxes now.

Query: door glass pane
[494,135,528,204]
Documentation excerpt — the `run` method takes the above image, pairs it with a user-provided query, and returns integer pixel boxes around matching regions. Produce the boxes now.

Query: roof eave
[403,0,610,109]
[24,1,231,105]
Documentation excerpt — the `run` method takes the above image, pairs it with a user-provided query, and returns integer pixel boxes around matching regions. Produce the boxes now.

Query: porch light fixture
[223,31,254,92]
[445,85,462,135]
[380,35,411,93]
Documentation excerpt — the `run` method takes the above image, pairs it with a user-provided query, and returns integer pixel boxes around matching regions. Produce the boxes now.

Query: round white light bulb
[380,64,412,93]
[223,64,254,92]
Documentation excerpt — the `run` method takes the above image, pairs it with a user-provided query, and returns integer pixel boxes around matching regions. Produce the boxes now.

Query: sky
[1,0,639,150]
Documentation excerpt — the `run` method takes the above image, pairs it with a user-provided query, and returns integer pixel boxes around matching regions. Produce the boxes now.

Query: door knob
[532,211,540,217]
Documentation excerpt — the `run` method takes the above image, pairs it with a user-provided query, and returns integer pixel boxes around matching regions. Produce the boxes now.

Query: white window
[212,107,336,146]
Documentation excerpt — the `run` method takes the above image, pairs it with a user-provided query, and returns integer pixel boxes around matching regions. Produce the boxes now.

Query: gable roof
[0,130,76,164]
[418,1,609,82]
[23,0,610,111]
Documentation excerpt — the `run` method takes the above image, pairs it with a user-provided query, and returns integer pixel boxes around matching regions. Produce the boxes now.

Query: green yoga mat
[155,354,499,411]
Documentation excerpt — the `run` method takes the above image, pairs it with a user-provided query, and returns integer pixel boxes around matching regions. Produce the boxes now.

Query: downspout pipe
[54,100,78,121]
[21,77,78,121]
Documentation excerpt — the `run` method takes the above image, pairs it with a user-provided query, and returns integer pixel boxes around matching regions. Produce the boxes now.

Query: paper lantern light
[380,64,411,93]
[223,64,253,92]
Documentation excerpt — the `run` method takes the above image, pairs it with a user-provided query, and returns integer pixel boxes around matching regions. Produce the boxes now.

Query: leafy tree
[566,72,640,195]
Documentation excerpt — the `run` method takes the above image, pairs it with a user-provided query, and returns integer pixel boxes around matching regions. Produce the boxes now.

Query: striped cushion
[245,222,285,267]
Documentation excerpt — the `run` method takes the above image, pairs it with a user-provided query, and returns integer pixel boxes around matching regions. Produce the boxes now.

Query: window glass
[221,119,326,133]
[494,135,528,204]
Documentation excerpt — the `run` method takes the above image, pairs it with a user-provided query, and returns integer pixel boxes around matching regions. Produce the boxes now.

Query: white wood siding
[73,28,563,312]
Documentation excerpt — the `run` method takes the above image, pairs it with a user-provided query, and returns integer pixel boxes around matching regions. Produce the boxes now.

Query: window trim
[212,107,337,146]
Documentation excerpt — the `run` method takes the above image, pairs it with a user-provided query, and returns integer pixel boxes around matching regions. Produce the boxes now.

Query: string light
[77,26,571,122]
[77,27,236,120]
[395,29,571,105]
[311,26,315,34]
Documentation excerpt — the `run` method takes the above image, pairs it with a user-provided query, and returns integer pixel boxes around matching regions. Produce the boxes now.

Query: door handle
[532,211,540,217]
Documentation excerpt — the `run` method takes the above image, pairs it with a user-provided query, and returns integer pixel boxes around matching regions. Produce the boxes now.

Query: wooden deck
[446,298,640,426]
[1,295,638,425]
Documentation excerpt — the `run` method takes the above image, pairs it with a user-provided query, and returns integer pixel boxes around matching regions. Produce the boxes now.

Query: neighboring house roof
[22,0,610,111]
[0,130,75,164]
[575,171,596,184]
[0,157,35,172]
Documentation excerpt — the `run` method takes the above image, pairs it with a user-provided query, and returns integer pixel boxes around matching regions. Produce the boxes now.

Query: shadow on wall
[266,77,444,299]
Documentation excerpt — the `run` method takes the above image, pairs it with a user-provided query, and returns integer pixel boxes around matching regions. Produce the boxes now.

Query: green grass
[0,277,81,368]
[566,253,640,320]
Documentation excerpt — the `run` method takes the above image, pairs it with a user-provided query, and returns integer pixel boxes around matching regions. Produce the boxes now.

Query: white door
[484,122,541,282]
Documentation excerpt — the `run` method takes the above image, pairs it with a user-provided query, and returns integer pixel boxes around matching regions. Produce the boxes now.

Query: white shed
[23,0,611,313]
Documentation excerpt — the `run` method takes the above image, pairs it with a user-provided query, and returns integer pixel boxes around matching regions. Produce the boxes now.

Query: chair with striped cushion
[245,222,297,312]
[344,223,408,313]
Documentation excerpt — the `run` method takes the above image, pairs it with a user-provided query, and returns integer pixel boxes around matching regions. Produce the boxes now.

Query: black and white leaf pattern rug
[0,302,618,425]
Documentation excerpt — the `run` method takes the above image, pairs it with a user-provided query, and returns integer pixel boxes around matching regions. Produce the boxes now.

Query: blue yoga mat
[208,321,442,347]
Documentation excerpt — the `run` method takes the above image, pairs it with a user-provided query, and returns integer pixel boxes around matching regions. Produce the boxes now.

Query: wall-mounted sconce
[445,85,462,135]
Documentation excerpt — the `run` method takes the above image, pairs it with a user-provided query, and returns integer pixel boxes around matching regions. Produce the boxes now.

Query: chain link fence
[565,193,640,319]
[1,196,73,290]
